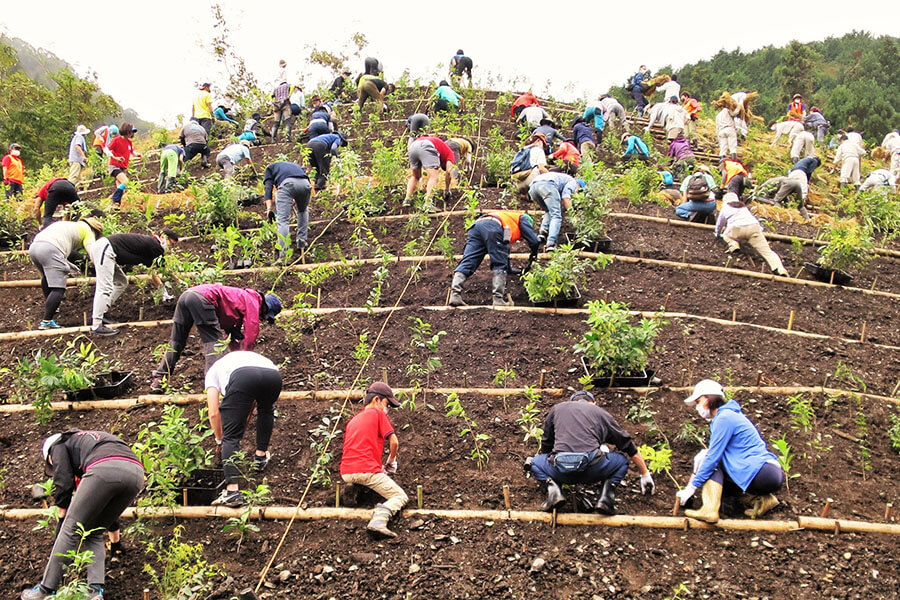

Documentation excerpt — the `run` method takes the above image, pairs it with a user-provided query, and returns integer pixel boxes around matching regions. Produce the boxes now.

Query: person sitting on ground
[28,216,104,330]
[752,176,804,212]
[714,94,741,160]
[20,431,145,600]
[833,133,866,188]
[526,390,654,514]
[363,56,383,77]
[179,119,210,168]
[770,120,804,146]
[528,172,585,251]
[786,157,820,219]
[790,130,816,163]
[681,91,701,140]
[404,136,457,212]
[357,74,394,116]
[517,103,549,130]
[677,380,786,522]
[532,118,565,150]
[599,95,627,131]
[192,82,214,134]
[664,96,689,141]
[206,351,283,507]
[157,144,185,193]
[549,141,581,175]
[263,161,312,258]
[307,132,347,191]
[714,194,789,276]
[621,133,650,162]
[271,81,294,142]
[510,92,540,118]
[803,107,829,144]
[433,80,465,112]
[239,112,270,146]
[450,49,473,84]
[215,141,254,179]
[340,382,408,539]
[667,135,695,181]
[628,65,650,113]
[406,112,430,137]
[149,283,282,392]
[511,133,550,196]
[330,69,353,96]
[106,123,141,205]
[449,210,540,307]
[89,230,178,336]
[859,168,897,192]
[675,167,717,221]
[33,178,79,229]
[572,118,597,155]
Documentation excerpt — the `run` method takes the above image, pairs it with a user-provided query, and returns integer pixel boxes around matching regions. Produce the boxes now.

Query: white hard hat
[684,380,725,405]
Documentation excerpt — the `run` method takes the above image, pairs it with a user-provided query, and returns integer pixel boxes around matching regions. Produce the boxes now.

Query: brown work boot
[744,494,780,519]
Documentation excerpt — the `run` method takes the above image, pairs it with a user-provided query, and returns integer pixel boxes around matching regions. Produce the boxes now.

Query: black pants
[184,143,210,162]
[42,180,78,228]
[197,118,212,135]
[5,181,22,199]
[307,140,332,191]
[434,98,452,112]
[220,367,283,483]
[454,57,473,78]
[154,290,223,377]
[712,462,785,497]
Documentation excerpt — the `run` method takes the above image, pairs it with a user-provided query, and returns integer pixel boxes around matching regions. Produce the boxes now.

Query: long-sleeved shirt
[32,220,96,258]
[790,157,819,179]
[860,169,897,191]
[834,139,866,164]
[434,85,461,106]
[49,430,140,509]
[531,171,581,199]
[715,201,759,237]
[880,131,899,151]
[623,135,649,156]
[539,400,638,456]
[657,79,681,100]
[310,133,342,154]
[668,137,694,162]
[106,233,165,266]
[289,88,305,107]
[753,177,797,202]
[715,107,740,132]
[583,105,605,130]
[218,143,252,164]
[690,401,777,491]
[665,104,688,131]
[517,105,548,128]
[263,162,308,200]
[572,122,595,147]
[532,125,565,146]
[803,111,828,129]
[192,283,265,351]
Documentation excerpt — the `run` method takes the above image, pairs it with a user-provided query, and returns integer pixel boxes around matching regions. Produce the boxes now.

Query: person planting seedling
[676,380,786,522]
[448,210,541,307]
[525,391,654,514]
[404,136,458,212]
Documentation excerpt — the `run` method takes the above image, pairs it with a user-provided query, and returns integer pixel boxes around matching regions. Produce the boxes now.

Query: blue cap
[575,178,586,189]
[264,294,282,323]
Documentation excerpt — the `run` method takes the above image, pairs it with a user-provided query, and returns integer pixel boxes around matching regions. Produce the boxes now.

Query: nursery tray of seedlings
[579,357,658,388]
[565,232,612,253]
[180,468,226,506]
[803,262,854,286]
[531,285,583,308]
[63,370,134,401]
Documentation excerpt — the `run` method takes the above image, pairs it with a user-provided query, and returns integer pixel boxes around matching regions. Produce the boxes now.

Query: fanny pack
[551,450,597,473]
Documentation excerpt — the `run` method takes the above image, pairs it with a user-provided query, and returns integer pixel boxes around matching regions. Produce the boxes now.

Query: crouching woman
[675,379,785,522]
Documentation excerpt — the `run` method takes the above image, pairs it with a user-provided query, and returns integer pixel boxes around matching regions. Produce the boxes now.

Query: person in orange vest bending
[449,211,541,307]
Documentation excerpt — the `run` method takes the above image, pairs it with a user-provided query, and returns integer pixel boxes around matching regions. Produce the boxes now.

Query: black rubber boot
[492,270,509,306]
[596,480,618,515]
[449,272,467,306]
[540,479,565,512]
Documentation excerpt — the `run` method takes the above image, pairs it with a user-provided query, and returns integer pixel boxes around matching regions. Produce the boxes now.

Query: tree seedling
[445,392,491,469]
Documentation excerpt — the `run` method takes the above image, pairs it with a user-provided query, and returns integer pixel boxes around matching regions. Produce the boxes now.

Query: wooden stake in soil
[834,520,841,536]
[787,311,795,331]
[182,489,188,507]
[871,277,878,291]
[672,496,680,517]
[139,306,143,321]
[503,485,511,510]
[417,485,423,509]
[316,288,321,309]
[539,370,546,388]
[143,589,150,600]
[885,503,893,521]
[382,368,388,386]
[83,312,88,327]
[732,308,737,322]
[859,322,867,343]
[663,294,670,312]
[821,498,833,518]
[335,483,340,508]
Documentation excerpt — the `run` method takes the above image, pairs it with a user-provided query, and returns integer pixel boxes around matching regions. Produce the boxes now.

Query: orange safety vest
[488,211,523,243]
[683,97,700,117]
[787,101,804,121]
[722,160,749,183]
[92,128,109,149]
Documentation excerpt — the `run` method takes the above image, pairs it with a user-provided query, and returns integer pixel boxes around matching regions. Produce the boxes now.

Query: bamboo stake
[787,310,795,331]
[143,589,150,600]
[885,503,892,521]
[139,306,144,321]
[663,293,670,311]
[755,372,763,388]
[316,288,321,309]
[732,308,737,322]
[860,322,867,343]
[671,496,680,516]
[538,370,546,388]
[83,312,88,327]
[821,498,833,518]
[182,489,188,507]
[382,368,388,386]
[417,485,424,509]
[335,483,340,508]
[503,485,511,510]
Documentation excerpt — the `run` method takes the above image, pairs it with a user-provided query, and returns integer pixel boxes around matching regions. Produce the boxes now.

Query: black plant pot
[803,262,854,286]
[64,371,134,401]
[180,468,226,506]
[565,233,612,253]
[579,356,658,388]
[532,286,583,308]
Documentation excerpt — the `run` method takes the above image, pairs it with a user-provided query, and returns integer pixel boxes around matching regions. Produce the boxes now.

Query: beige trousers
[67,161,84,186]
[840,157,860,185]
[342,472,408,515]
[718,128,737,156]
[723,224,785,272]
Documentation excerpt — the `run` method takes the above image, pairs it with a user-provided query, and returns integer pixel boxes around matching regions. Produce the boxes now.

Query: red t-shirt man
[418,136,456,171]
[340,405,395,475]
[107,136,134,170]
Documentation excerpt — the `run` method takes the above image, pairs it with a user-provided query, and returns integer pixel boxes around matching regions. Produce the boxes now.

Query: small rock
[322,566,334,575]
[278,570,290,582]
[351,552,376,564]
[409,564,421,575]
[843,552,852,560]
[450,536,460,544]
[530,558,546,573]
[408,519,426,530]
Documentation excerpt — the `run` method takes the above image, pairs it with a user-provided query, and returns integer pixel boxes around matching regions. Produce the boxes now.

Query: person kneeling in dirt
[21,431,145,600]
[215,141,254,180]
[676,380,785,522]
[89,230,179,337]
[526,391,654,514]
[786,157,821,219]
[714,194,789,277]
[528,172,585,251]
[549,141,581,176]
[404,136,458,212]
[667,135,695,182]
[675,166,717,221]
[511,133,550,197]
[433,80,465,113]
[240,112,270,146]
[205,351,283,507]
[572,118,597,155]
[620,133,650,162]
[149,283,282,392]
[859,168,897,192]
[263,161,313,258]
[449,210,541,307]
[340,382,408,538]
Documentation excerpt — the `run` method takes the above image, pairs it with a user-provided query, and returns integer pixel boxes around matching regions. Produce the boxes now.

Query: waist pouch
[551,450,597,473]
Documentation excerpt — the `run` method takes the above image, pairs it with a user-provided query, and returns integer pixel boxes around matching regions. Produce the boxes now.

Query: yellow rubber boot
[745,494,779,519]
[684,480,723,523]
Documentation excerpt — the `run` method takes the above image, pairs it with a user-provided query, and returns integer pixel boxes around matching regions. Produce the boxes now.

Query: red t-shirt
[419,136,456,169]
[339,407,395,475]
[107,136,134,169]
[37,178,67,200]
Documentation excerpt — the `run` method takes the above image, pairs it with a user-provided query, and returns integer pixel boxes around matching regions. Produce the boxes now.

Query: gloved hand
[523,456,533,476]
[161,289,175,303]
[676,484,697,506]
[640,473,655,495]
[384,460,398,475]
[267,210,276,223]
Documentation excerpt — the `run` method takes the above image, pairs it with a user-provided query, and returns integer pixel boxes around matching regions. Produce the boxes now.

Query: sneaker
[212,489,245,507]
[545,244,557,253]
[20,585,51,600]
[253,451,271,471]
[101,314,118,325]
[149,377,165,394]
[775,268,789,277]
[725,243,740,254]
[37,320,61,330]
[422,202,438,213]
[401,198,412,207]
[87,585,104,599]
[90,325,119,337]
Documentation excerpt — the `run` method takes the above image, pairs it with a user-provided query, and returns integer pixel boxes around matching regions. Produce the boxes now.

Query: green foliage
[888,410,900,454]
[787,393,815,432]
[770,435,797,480]
[618,161,661,205]
[143,525,223,600]
[484,126,514,185]
[370,139,408,187]
[210,222,278,267]
[664,583,692,600]
[445,392,491,469]
[0,197,29,245]
[838,189,900,241]
[133,405,213,506]
[407,318,446,404]
[194,176,242,229]
[364,252,393,311]
[147,251,223,303]
[574,300,667,379]
[816,221,874,272]
[522,244,607,303]
[222,483,271,552]
[52,523,104,600]
[307,408,342,487]
[570,158,613,242]
[675,421,707,447]
[638,442,673,476]
[853,396,872,477]
[517,399,543,450]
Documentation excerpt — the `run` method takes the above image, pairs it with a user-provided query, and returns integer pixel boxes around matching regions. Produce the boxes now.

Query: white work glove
[676,484,697,506]
[161,289,175,303]
[640,473,655,495]
[384,460,398,475]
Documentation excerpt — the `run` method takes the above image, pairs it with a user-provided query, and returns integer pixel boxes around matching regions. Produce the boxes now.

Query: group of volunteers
[11,54,889,600]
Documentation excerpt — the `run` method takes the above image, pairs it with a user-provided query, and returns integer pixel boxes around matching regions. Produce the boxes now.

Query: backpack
[686,174,711,200]
[510,147,533,174]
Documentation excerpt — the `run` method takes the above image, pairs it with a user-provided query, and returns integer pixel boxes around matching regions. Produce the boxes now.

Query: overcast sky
[1,1,895,126]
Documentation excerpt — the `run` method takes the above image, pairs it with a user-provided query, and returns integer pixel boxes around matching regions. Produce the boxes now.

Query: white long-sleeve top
[657,80,681,100]
[665,104,688,131]
[715,201,759,237]
[716,108,740,133]
[834,140,866,165]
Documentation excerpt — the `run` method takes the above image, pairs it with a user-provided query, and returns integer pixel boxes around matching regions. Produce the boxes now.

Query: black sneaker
[149,377,165,394]
[90,325,119,337]
[212,489,245,507]
[253,451,271,471]
[102,314,118,325]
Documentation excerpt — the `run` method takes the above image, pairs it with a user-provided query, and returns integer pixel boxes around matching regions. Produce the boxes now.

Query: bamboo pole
[797,516,900,535]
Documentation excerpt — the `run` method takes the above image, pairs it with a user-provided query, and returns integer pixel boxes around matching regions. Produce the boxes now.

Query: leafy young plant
[522,244,599,303]
[445,392,491,469]
[770,435,798,487]
[406,317,447,406]
[638,442,678,486]
[569,158,614,242]
[517,398,544,451]
[787,393,815,432]
[889,410,900,454]
[143,525,224,600]
[52,523,104,600]
[816,221,874,273]
[222,483,271,552]
[574,300,667,380]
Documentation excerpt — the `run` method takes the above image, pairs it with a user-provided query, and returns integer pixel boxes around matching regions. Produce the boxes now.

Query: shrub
[838,190,900,241]
[0,197,29,246]
[370,139,407,187]
[618,160,661,205]
[522,245,608,302]
[570,158,613,242]
[195,175,242,229]
[573,300,666,378]
[816,220,874,272]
